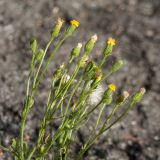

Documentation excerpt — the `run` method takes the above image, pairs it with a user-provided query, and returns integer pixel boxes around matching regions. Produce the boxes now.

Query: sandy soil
[0,0,160,159]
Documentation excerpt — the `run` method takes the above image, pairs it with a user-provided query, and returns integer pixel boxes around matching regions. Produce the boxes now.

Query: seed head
[91,34,98,43]
[140,87,146,95]
[122,91,130,100]
[87,84,104,106]
[57,17,64,27]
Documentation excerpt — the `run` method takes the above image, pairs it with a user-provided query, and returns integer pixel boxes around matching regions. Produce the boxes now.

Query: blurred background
[0,0,160,159]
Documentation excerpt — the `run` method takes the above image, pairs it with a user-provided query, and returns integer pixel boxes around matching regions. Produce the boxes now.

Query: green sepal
[103,45,113,57]
[65,25,76,36]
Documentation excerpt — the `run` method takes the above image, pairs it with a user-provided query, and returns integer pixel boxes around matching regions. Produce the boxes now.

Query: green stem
[95,103,106,127]
[77,102,134,159]
[98,55,110,68]
[19,97,30,160]
[34,34,69,92]
[32,36,54,89]
[61,77,83,126]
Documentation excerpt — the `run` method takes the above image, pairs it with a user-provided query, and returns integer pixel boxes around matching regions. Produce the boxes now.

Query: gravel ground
[0,0,160,159]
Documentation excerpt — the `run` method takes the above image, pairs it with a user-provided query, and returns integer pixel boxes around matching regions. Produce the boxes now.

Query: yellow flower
[108,83,116,92]
[70,20,80,27]
[107,37,116,46]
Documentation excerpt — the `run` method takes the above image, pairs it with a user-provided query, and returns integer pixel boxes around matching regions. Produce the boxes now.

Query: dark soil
[0,0,160,159]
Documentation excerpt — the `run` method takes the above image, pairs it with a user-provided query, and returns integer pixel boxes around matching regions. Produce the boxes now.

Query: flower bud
[131,87,146,104]
[40,145,45,153]
[69,43,82,63]
[85,63,102,83]
[79,55,89,67]
[30,38,37,55]
[51,17,64,38]
[110,60,123,73]
[84,61,94,74]
[116,91,129,105]
[102,89,113,105]
[53,64,65,82]
[94,67,103,82]
[35,49,44,61]
[84,34,98,54]
[101,83,117,104]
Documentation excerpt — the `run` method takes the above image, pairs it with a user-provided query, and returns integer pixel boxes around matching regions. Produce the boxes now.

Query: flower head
[140,87,146,95]
[70,20,80,27]
[107,37,116,46]
[91,34,98,43]
[108,83,116,92]
[87,84,104,106]
[57,17,64,27]
[122,91,129,100]
[77,43,82,48]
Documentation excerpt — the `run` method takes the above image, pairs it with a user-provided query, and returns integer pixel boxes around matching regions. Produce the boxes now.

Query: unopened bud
[51,17,64,37]
[79,55,89,67]
[95,68,103,82]
[131,88,146,104]
[110,60,123,73]
[35,49,44,61]
[102,89,113,105]
[30,38,37,55]
[69,43,82,63]
[116,91,129,105]
[84,34,98,54]
[84,61,94,73]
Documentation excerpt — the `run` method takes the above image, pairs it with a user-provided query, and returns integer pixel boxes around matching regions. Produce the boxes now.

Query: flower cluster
[0,18,145,160]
